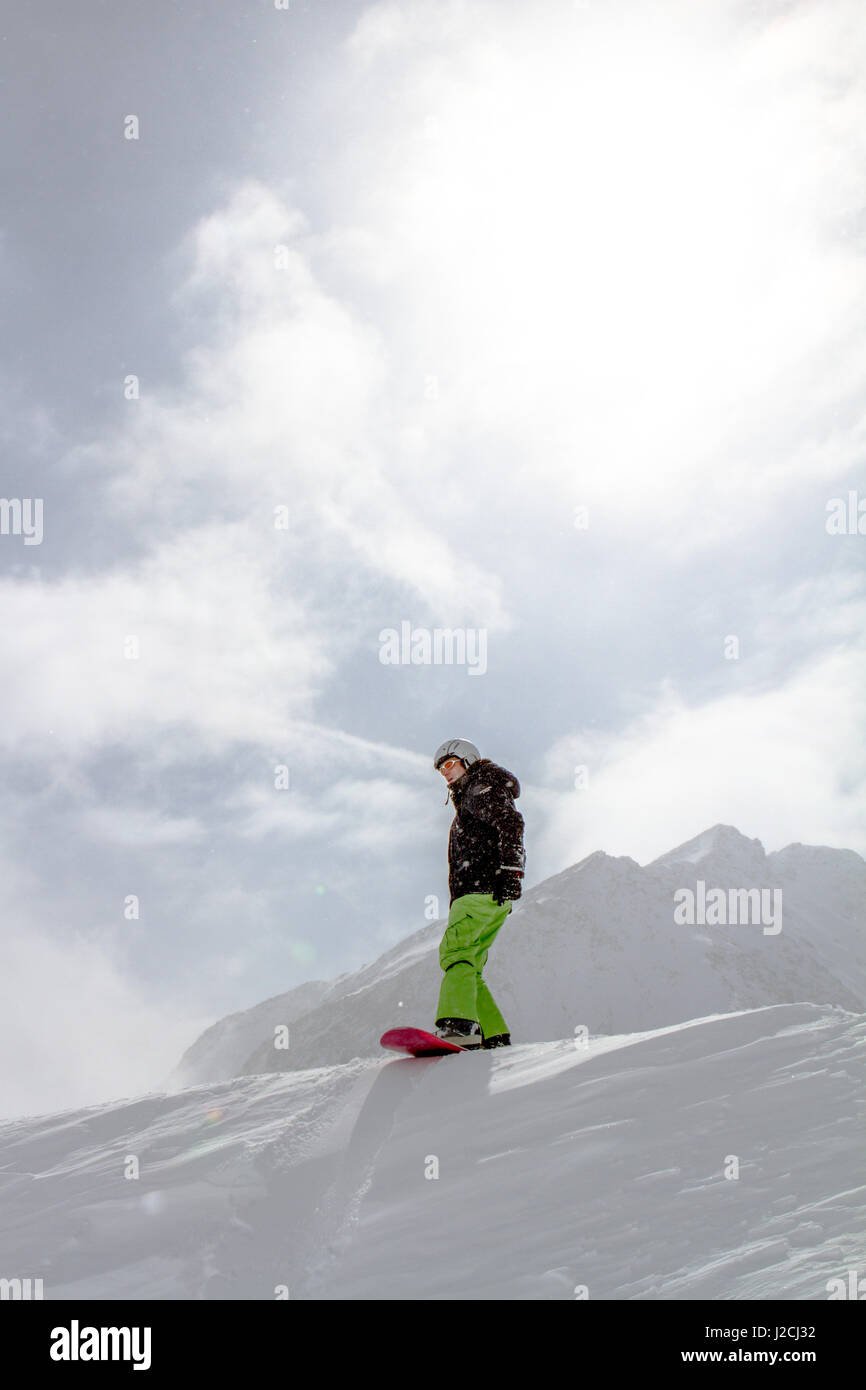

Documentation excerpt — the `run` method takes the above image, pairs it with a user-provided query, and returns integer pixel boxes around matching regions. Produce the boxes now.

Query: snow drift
[0,1003,862,1299]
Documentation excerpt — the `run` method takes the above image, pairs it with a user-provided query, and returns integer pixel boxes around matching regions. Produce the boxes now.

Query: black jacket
[446,758,525,905]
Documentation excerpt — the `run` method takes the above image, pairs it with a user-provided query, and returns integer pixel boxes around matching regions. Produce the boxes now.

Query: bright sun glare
[366,6,844,498]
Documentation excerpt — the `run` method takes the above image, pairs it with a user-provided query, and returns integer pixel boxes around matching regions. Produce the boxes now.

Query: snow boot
[435,1017,483,1048]
[482,1033,511,1049]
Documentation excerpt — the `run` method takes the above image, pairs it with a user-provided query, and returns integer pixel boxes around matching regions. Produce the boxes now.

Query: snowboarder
[432,738,525,1049]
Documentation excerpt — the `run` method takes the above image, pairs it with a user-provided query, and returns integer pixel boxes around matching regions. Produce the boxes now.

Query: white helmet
[433,737,481,770]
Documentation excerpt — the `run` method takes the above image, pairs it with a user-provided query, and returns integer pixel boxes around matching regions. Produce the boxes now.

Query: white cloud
[78,805,204,847]
[333,0,866,545]
[536,642,866,876]
[0,520,329,755]
[0,855,202,1118]
[83,179,510,630]
[228,781,341,841]
[321,776,435,855]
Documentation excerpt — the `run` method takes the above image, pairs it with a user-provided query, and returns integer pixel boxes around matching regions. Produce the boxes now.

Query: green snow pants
[436,892,511,1037]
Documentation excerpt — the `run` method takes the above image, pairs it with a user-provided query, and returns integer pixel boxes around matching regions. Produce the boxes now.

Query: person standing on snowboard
[432,738,525,1049]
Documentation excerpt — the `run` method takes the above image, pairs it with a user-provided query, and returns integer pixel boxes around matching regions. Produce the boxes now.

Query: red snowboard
[380,1026,466,1057]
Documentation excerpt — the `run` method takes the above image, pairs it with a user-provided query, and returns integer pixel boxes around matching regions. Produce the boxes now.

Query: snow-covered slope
[173,978,332,1086]
[1,1004,863,1300]
[173,826,866,1086]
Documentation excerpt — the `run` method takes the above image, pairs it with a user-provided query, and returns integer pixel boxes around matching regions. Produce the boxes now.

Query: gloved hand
[493,868,523,905]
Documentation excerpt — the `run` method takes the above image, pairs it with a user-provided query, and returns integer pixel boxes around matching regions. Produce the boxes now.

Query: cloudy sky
[1,0,864,1116]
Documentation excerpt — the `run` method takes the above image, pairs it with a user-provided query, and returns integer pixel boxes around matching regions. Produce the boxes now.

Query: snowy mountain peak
[527,847,642,897]
[646,823,766,871]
